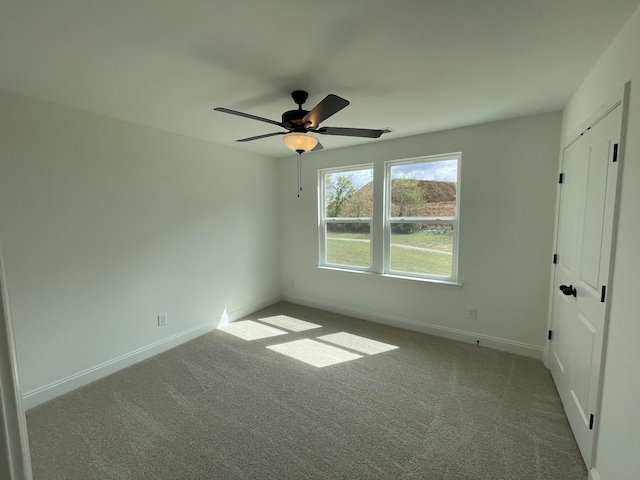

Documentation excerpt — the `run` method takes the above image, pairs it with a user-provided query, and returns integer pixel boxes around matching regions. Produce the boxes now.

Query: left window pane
[324,169,373,217]
[321,166,373,270]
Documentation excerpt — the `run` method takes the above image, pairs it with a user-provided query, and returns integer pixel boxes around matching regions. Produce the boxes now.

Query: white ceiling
[1,0,639,158]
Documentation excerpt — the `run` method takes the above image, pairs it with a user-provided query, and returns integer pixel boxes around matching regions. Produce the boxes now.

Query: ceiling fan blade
[311,141,324,152]
[236,132,286,142]
[214,107,283,127]
[315,126,387,138]
[302,94,349,128]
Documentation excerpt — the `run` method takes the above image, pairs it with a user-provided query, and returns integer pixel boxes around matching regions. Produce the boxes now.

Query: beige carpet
[26,302,586,479]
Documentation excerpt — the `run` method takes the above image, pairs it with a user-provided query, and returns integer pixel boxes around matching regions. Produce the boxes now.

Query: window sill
[317,266,463,289]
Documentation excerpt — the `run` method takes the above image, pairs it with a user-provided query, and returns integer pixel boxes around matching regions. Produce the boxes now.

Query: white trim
[22,295,281,410]
[564,88,624,148]
[542,342,551,369]
[0,233,33,479]
[282,293,544,359]
[316,266,463,288]
[590,80,631,472]
[589,467,602,480]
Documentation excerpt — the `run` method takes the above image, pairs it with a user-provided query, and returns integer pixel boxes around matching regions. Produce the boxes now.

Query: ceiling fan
[214,90,390,153]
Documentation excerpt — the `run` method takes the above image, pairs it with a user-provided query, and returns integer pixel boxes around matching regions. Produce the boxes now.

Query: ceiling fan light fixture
[283,132,319,153]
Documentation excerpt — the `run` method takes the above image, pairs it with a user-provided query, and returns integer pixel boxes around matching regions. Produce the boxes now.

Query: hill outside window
[318,153,460,282]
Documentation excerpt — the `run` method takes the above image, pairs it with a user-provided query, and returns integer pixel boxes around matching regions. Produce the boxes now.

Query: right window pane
[387,155,459,279]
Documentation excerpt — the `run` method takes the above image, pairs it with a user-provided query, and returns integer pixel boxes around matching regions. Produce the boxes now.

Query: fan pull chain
[297,152,303,197]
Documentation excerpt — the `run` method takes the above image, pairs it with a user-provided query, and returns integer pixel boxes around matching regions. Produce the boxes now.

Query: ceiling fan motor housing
[282,109,310,131]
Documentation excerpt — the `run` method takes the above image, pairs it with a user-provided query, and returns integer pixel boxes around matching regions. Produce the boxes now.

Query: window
[319,153,460,282]
[385,154,459,280]
[319,165,374,270]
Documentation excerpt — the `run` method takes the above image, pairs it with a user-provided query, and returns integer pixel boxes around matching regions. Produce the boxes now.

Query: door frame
[0,229,33,479]
[545,81,630,468]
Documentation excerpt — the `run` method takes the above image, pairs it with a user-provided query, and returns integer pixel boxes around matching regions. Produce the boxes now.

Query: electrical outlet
[467,307,477,320]
[157,313,167,326]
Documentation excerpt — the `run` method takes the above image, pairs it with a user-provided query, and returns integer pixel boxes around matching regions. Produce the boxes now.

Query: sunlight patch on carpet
[257,315,322,332]
[317,332,399,355]
[267,339,362,367]
[219,320,288,341]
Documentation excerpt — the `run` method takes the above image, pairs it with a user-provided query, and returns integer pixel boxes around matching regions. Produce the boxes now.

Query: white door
[549,104,621,467]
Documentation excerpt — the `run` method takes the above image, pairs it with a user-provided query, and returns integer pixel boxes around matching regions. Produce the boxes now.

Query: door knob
[559,284,577,297]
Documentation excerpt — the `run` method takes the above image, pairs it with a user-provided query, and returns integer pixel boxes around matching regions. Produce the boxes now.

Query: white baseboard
[589,468,602,480]
[22,295,281,410]
[282,293,544,360]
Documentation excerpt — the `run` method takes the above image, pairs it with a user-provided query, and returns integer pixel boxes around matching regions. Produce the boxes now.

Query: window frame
[384,153,461,281]
[318,153,461,284]
[318,164,374,272]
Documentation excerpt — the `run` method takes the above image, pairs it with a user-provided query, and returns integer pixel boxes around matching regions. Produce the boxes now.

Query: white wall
[279,112,561,358]
[561,6,640,480]
[0,91,281,407]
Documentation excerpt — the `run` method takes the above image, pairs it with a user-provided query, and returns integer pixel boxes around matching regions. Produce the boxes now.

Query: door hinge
[589,414,595,430]
[601,285,607,303]
[558,173,565,184]
[548,330,553,341]
[612,143,619,162]
[553,253,558,264]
